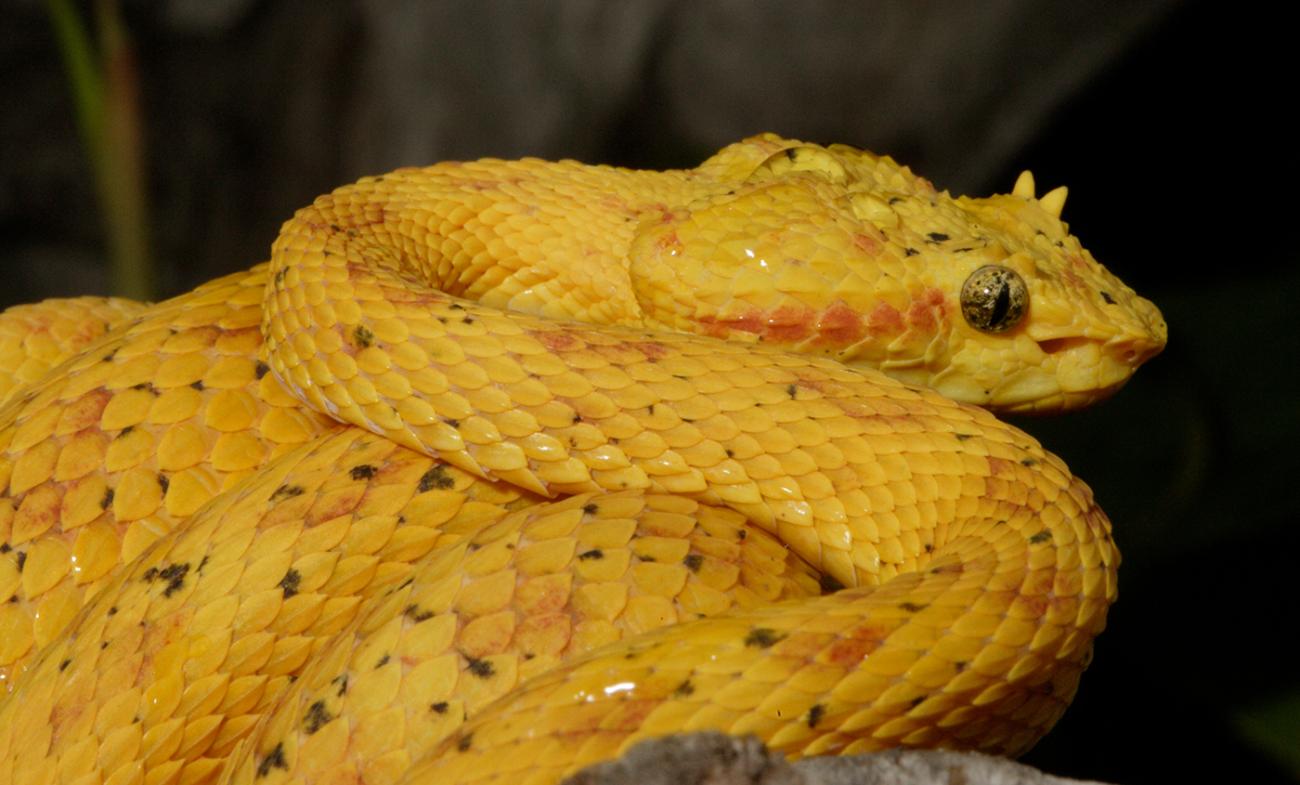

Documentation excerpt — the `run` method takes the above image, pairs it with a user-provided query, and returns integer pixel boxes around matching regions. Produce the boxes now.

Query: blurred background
[1,1,1295,782]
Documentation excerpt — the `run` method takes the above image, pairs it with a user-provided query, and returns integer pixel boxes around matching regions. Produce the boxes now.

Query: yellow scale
[0,134,1165,785]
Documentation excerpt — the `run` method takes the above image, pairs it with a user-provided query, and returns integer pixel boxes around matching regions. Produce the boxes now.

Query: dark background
[2,1,1296,782]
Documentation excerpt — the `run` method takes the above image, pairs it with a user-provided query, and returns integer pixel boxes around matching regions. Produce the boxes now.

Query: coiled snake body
[0,135,1165,785]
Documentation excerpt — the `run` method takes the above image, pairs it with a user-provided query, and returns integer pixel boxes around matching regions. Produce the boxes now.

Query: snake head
[630,135,1166,414]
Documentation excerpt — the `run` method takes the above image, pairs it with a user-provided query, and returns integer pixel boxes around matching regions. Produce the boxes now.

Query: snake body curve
[0,135,1165,785]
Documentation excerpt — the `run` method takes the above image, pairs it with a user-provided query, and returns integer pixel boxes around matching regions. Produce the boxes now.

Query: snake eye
[961,265,1028,333]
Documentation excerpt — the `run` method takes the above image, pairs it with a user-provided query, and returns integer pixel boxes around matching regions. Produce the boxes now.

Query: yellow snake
[0,134,1165,785]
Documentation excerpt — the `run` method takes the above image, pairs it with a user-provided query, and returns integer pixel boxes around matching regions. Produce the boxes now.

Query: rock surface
[563,733,1114,785]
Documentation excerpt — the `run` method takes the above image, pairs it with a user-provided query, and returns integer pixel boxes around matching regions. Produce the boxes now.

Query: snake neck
[275,159,713,330]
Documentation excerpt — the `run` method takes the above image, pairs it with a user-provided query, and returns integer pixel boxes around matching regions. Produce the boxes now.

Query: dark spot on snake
[272,484,304,501]
[405,604,434,623]
[674,680,695,697]
[955,433,974,441]
[157,473,170,493]
[807,703,826,728]
[461,316,475,324]
[578,549,604,561]
[132,382,159,394]
[6,596,14,603]
[457,733,474,752]
[737,529,747,540]
[904,247,919,257]
[349,464,377,480]
[255,361,270,379]
[100,641,108,649]
[303,701,334,734]
[1028,530,1053,544]
[108,606,117,616]
[572,413,582,423]
[100,488,115,509]
[522,651,534,660]
[0,543,9,553]
[190,380,205,391]
[431,701,449,714]
[332,674,348,696]
[256,743,287,777]
[59,658,71,671]
[1101,290,1117,305]
[908,696,926,710]
[899,601,928,613]
[683,554,703,572]
[197,555,209,573]
[954,247,973,253]
[152,562,191,597]
[466,658,495,678]
[745,628,784,648]
[647,404,655,414]
[279,569,302,598]
[582,502,598,515]
[375,654,390,668]
[443,417,460,428]
[353,325,374,348]
[15,551,26,572]
[102,350,116,362]
[787,384,798,399]
[819,573,845,594]
[927,232,950,243]
[888,196,903,204]
[924,543,934,553]
[117,425,134,437]
[418,466,454,492]
[1020,458,1037,467]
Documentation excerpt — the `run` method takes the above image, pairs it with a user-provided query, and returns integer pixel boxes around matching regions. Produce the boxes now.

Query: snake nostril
[1037,337,1089,355]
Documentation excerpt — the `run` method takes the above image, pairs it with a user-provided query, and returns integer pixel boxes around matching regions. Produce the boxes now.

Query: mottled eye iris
[960,265,1028,333]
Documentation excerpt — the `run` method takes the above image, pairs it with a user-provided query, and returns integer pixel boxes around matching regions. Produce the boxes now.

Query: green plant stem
[47,0,154,301]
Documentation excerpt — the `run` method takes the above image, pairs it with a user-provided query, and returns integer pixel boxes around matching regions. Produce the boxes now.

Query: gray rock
[562,733,1116,785]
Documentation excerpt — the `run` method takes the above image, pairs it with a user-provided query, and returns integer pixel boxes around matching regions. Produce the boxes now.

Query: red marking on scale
[904,287,949,332]
[825,623,890,666]
[815,301,866,345]
[764,305,815,342]
[866,302,904,336]
[57,388,113,433]
[853,232,883,255]
[535,330,582,353]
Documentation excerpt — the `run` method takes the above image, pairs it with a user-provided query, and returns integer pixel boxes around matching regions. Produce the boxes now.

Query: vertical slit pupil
[989,279,1011,327]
